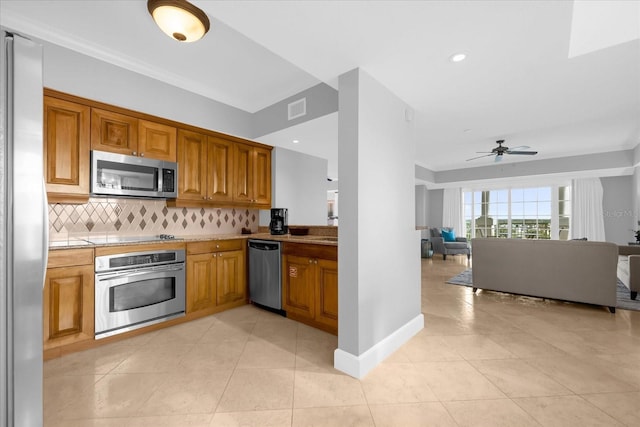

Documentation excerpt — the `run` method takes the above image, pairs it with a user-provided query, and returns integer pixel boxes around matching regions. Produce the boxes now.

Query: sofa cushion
[444,241,468,250]
[441,229,456,242]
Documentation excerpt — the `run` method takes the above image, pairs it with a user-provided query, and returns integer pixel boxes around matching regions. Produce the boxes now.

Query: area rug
[446,269,640,312]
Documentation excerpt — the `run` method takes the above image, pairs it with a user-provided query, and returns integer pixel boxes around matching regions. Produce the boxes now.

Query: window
[464,186,570,239]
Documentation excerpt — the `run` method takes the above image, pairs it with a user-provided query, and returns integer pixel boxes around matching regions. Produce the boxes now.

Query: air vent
[288,98,306,120]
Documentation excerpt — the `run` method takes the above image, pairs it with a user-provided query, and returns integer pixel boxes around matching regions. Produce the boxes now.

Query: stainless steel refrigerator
[1,31,46,427]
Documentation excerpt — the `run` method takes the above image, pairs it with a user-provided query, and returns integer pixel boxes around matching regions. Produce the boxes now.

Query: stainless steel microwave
[91,150,178,199]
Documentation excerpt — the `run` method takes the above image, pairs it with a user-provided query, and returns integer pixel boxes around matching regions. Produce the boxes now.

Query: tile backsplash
[49,198,259,241]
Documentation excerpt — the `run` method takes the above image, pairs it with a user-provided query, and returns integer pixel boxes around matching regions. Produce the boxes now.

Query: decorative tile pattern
[49,198,260,240]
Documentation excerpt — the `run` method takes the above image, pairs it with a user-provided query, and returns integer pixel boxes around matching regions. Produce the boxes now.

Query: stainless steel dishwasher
[248,239,283,313]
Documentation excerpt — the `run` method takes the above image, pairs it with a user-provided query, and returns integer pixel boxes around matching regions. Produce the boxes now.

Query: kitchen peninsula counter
[49,232,337,250]
[49,233,338,251]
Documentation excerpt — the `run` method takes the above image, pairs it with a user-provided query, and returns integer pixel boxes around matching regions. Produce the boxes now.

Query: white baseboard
[333,313,424,379]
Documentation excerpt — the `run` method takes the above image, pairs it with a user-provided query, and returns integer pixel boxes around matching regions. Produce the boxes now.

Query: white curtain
[571,178,606,241]
[442,188,464,236]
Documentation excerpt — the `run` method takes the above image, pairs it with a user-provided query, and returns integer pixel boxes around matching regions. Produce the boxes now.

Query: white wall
[259,147,328,226]
[335,68,422,378]
[428,189,444,228]
[42,42,253,138]
[415,185,427,227]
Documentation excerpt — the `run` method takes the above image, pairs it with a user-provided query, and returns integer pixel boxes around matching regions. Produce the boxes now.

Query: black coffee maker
[269,208,288,235]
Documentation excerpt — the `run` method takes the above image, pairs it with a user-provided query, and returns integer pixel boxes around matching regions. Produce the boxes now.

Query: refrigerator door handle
[42,178,49,287]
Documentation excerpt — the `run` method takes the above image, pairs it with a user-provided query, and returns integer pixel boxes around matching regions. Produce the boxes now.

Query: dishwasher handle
[248,241,280,251]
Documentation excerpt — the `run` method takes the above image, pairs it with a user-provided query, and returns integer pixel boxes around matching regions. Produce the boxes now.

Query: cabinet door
[233,143,253,204]
[207,136,234,203]
[282,255,315,319]
[91,108,138,155]
[315,259,338,330]
[253,146,272,207]
[43,96,90,199]
[177,129,208,201]
[216,249,246,305]
[186,253,216,313]
[43,265,94,349]
[138,119,177,161]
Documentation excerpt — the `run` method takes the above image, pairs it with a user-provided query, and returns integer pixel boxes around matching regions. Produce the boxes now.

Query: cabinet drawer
[282,243,337,261]
[48,248,94,268]
[187,239,244,254]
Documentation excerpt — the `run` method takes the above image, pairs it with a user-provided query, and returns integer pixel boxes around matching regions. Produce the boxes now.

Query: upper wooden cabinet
[138,119,177,162]
[43,89,269,208]
[234,143,271,208]
[91,109,176,162]
[177,130,234,203]
[177,129,208,201]
[208,136,234,203]
[91,108,138,155]
[175,131,268,208]
[44,96,91,203]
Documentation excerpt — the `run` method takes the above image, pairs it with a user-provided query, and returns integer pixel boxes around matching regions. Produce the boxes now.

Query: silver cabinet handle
[96,263,184,280]
[132,151,137,156]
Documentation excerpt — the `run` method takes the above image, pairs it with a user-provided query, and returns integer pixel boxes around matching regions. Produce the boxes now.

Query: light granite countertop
[49,232,337,250]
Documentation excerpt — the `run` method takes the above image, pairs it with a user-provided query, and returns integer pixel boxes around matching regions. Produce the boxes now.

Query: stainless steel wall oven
[94,249,186,339]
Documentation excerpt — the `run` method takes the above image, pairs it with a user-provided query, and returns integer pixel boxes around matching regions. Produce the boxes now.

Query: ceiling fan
[466,140,538,162]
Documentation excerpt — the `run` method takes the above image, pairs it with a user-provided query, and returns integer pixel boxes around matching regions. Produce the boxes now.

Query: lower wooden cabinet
[186,252,217,312]
[216,250,246,305]
[315,258,339,330]
[282,243,338,334]
[186,239,246,315]
[44,248,95,350]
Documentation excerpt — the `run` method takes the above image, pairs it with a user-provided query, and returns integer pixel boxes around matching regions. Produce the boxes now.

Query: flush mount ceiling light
[449,52,467,63]
[147,0,210,42]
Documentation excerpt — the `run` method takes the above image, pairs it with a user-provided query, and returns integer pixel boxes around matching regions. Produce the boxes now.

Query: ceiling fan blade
[507,150,538,155]
[466,153,495,161]
[494,155,503,163]
[507,145,529,151]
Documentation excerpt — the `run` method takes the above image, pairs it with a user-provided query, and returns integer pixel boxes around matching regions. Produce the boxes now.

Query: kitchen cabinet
[91,109,176,162]
[43,96,91,203]
[90,108,138,155]
[138,119,177,162]
[186,239,246,315]
[177,130,234,204]
[44,89,270,208]
[208,136,235,203]
[43,248,95,351]
[282,243,338,334]
[233,143,271,208]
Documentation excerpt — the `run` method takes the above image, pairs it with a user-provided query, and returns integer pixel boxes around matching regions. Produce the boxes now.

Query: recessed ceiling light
[292,139,299,144]
[449,53,467,63]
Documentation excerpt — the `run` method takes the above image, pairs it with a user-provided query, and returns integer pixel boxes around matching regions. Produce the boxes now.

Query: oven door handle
[96,264,185,281]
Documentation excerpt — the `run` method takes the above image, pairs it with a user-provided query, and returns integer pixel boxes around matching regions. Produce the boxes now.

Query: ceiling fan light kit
[466,140,538,162]
[147,0,210,42]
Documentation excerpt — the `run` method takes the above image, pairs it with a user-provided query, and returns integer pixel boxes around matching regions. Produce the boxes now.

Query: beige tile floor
[43,256,640,426]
